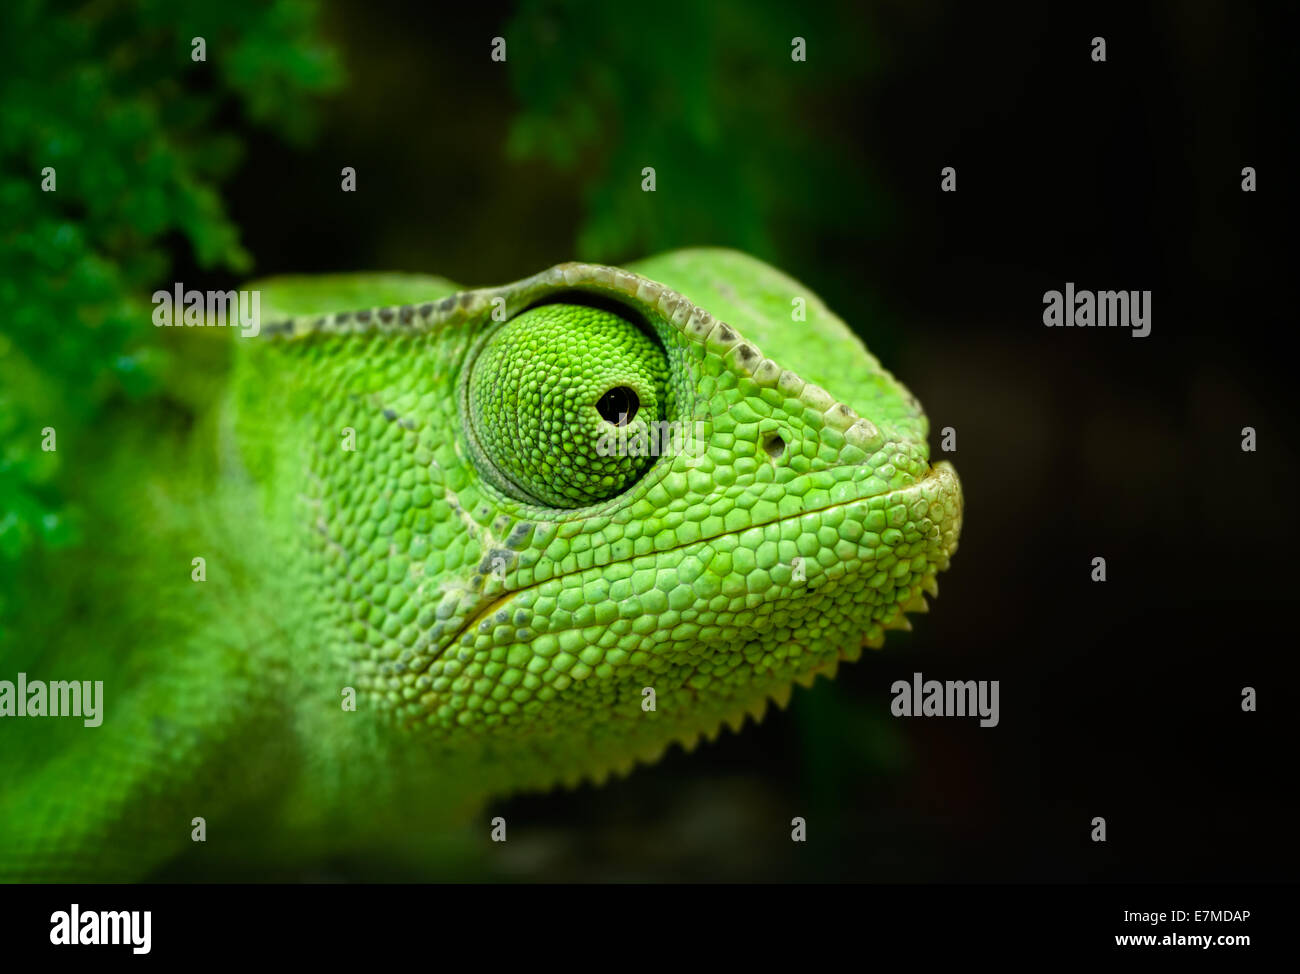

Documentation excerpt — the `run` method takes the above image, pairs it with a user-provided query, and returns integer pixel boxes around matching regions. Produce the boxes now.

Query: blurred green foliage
[0,0,339,636]
[505,0,889,263]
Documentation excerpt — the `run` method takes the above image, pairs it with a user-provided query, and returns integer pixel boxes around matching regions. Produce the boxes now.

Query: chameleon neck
[0,343,480,880]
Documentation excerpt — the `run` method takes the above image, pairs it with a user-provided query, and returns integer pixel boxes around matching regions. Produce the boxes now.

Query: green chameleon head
[237,248,962,792]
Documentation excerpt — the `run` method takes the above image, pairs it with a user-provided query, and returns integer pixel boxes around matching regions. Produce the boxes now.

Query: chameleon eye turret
[466,303,669,508]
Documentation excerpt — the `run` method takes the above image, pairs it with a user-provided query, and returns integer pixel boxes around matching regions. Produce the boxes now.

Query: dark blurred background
[5,0,1295,881]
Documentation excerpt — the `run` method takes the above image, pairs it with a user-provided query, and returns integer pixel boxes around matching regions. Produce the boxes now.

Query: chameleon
[0,248,962,880]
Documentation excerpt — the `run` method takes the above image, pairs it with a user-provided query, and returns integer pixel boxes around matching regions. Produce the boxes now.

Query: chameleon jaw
[413,459,961,742]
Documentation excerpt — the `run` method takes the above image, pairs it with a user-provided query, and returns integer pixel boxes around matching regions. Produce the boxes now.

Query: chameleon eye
[596,386,639,426]
[467,303,668,508]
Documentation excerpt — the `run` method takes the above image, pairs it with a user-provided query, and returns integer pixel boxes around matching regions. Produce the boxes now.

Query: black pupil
[597,386,639,425]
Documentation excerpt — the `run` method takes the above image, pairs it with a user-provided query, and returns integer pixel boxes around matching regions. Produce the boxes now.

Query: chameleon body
[0,249,961,879]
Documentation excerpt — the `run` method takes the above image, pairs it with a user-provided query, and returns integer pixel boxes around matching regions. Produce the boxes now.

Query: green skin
[0,249,961,880]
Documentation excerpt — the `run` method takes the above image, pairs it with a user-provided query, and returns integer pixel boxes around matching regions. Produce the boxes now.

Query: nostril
[762,433,786,459]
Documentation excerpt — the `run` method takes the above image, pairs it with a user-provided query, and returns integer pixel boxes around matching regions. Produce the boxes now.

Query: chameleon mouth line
[425,463,956,671]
